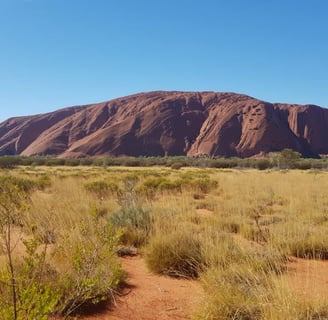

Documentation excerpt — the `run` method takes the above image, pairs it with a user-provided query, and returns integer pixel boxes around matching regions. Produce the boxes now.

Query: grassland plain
[0,165,328,319]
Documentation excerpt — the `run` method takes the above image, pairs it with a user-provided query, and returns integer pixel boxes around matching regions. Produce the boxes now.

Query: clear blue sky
[1,0,327,121]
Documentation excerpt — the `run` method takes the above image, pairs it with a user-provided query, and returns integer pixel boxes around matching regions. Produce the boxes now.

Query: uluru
[0,91,327,158]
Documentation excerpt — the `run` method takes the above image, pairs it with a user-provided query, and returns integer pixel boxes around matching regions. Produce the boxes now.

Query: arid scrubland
[1,165,328,319]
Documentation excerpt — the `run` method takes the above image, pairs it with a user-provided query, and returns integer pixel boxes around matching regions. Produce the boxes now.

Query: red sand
[82,256,202,320]
[284,257,328,299]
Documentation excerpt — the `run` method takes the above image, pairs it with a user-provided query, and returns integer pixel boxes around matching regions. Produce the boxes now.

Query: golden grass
[2,166,328,318]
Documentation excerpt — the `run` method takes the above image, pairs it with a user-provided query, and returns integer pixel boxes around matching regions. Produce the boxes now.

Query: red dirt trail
[82,256,202,320]
[55,255,328,319]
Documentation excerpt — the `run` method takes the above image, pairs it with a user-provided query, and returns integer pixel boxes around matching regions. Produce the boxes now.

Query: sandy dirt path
[83,256,202,320]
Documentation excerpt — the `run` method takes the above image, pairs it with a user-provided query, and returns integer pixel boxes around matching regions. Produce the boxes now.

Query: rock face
[0,91,327,158]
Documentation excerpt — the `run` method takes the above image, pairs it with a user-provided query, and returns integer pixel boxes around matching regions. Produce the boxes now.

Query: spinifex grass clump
[273,223,328,260]
[195,237,287,319]
[196,266,270,320]
[144,226,203,278]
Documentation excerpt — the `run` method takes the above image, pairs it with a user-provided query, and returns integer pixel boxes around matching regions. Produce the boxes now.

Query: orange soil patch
[284,257,328,299]
[82,256,202,320]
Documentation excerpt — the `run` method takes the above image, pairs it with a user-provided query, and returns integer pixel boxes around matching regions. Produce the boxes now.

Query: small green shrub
[171,162,184,170]
[158,180,182,192]
[43,158,65,166]
[0,156,22,168]
[122,158,141,167]
[192,178,218,193]
[64,158,80,166]
[0,176,60,320]
[0,239,61,320]
[0,176,37,194]
[53,214,123,317]
[136,177,182,197]
[256,159,271,170]
[178,176,218,194]
[84,180,120,198]
[0,177,124,318]
[109,193,153,247]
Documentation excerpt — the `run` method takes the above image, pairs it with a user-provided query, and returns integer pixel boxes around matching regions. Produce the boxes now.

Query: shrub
[209,158,239,168]
[0,176,124,318]
[84,180,120,198]
[144,228,203,278]
[295,160,312,170]
[64,158,80,166]
[0,156,22,168]
[53,214,123,317]
[121,158,141,167]
[0,239,61,320]
[0,176,37,194]
[158,180,182,193]
[109,192,153,247]
[170,162,184,170]
[79,158,93,166]
[136,177,182,197]
[256,159,271,170]
[0,176,60,319]
[190,177,218,194]
[43,158,65,166]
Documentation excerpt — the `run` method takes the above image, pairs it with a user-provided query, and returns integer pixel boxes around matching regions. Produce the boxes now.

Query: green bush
[84,180,120,198]
[0,239,61,320]
[191,177,218,193]
[43,158,65,166]
[53,214,123,317]
[0,176,124,318]
[170,161,184,170]
[0,156,22,168]
[0,176,60,319]
[256,159,271,170]
[64,158,80,166]
[136,177,182,197]
[109,193,153,246]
